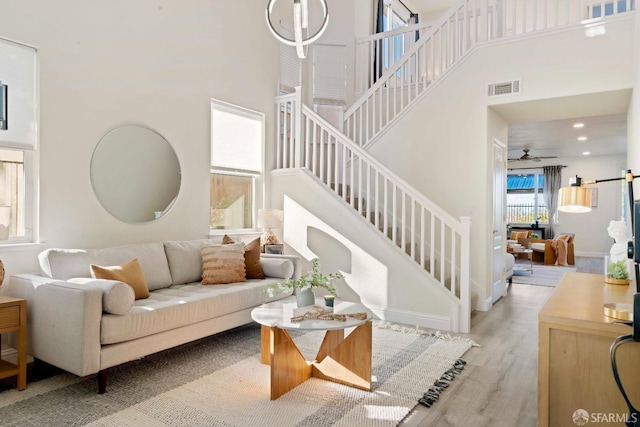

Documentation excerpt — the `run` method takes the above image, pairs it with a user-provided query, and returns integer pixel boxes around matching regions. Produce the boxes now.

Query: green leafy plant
[265,258,343,298]
[607,259,629,280]
[531,233,539,239]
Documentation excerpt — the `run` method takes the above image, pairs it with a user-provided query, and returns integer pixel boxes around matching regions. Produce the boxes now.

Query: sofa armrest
[260,254,301,279]
[3,274,103,377]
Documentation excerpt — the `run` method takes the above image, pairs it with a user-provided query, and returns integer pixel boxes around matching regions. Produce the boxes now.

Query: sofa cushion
[67,278,135,315]
[163,239,213,285]
[261,257,294,279]
[201,242,246,285]
[100,278,291,345]
[38,242,172,291]
[91,258,150,300]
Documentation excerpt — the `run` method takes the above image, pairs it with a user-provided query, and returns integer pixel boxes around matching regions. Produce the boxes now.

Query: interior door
[492,139,507,303]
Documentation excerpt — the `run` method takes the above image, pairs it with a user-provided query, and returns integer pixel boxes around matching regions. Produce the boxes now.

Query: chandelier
[266,0,329,59]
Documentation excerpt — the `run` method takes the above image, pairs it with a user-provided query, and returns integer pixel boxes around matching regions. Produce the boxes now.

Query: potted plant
[265,258,343,307]
[606,259,630,285]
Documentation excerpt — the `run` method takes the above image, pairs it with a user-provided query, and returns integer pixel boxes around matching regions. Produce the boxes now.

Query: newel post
[459,216,472,333]
[293,86,303,168]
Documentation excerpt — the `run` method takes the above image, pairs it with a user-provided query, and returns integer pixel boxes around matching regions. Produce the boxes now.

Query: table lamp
[258,209,283,246]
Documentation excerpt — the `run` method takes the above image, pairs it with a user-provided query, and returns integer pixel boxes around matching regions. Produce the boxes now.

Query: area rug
[0,322,477,427]
[512,262,576,286]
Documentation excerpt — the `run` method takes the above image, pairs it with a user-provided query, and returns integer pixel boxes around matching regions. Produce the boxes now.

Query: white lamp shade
[558,186,592,213]
[258,209,283,229]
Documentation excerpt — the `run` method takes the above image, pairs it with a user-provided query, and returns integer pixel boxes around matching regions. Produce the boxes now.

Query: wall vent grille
[487,79,521,97]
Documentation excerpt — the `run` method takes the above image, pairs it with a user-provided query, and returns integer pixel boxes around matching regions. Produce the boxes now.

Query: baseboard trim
[576,251,607,258]
[476,296,493,312]
[1,347,17,364]
[367,305,452,331]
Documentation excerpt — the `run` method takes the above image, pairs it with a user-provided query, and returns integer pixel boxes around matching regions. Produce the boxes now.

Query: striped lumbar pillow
[201,242,246,285]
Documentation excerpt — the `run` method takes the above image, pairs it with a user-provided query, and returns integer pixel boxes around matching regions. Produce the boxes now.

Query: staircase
[275,89,472,333]
[271,0,634,332]
[346,0,635,148]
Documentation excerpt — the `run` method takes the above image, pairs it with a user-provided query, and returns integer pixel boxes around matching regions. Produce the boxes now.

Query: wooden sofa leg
[98,369,108,394]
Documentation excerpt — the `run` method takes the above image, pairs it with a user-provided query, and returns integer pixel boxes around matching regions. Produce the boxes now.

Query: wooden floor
[400,283,554,427]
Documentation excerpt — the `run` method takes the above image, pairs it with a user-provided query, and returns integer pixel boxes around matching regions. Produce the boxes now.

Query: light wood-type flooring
[400,281,554,426]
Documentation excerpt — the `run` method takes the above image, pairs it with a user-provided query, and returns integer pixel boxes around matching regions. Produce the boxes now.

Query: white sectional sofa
[1,238,300,393]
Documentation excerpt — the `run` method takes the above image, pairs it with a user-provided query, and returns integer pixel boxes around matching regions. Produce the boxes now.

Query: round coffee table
[251,297,373,399]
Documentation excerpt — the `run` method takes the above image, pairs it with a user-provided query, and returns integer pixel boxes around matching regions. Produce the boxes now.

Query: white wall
[513,154,627,255]
[0,0,280,278]
[366,18,635,305]
[271,169,459,330]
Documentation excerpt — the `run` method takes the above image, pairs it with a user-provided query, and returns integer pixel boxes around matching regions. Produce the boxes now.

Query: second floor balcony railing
[507,203,548,224]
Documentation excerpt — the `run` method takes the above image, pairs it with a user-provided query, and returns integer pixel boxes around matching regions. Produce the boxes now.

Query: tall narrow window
[313,43,347,106]
[0,38,36,243]
[279,26,301,94]
[210,100,264,231]
[506,172,547,224]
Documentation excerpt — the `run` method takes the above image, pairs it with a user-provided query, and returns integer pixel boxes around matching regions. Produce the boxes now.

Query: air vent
[487,79,521,97]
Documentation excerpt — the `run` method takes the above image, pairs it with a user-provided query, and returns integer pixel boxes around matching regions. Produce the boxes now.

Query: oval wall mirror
[91,125,181,223]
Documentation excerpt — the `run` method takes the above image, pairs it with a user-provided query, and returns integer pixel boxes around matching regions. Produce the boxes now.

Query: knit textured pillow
[91,258,150,300]
[201,242,246,285]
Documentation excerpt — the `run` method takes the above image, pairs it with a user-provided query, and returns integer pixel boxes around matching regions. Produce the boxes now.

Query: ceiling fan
[508,148,558,162]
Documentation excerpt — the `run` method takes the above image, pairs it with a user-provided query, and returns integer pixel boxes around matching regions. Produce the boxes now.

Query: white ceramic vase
[295,288,315,307]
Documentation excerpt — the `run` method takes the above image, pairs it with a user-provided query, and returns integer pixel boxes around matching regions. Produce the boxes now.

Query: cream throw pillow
[90,258,150,300]
[201,242,246,285]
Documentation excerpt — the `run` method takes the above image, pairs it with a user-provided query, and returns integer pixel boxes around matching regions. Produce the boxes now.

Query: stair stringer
[270,167,464,332]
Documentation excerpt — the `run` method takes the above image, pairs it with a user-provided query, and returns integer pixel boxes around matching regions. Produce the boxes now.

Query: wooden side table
[0,295,27,390]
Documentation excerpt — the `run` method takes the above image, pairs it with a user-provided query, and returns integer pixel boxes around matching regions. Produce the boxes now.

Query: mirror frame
[90,124,181,224]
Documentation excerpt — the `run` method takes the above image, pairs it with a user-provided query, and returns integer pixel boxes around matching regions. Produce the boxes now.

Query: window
[506,172,548,224]
[210,100,264,231]
[0,38,37,244]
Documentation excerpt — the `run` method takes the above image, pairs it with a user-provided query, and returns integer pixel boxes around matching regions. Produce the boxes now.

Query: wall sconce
[258,208,284,246]
[266,0,329,59]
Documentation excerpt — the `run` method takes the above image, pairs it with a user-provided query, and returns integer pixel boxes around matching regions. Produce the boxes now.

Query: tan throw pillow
[222,235,265,280]
[91,258,150,300]
[244,237,265,279]
[201,242,246,285]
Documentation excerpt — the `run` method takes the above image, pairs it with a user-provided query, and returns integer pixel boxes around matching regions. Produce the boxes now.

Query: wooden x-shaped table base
[260,320,372,400]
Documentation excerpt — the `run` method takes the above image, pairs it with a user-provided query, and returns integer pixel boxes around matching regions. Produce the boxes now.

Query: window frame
[209,100,265,235]
[0,37,38,246]
[506,170,548,226]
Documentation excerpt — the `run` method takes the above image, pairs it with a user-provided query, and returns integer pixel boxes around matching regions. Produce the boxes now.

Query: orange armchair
[530,233,575,265]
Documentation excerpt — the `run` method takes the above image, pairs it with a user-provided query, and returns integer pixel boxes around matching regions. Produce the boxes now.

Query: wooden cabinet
[538,272,640,426]
[0,295,26,390]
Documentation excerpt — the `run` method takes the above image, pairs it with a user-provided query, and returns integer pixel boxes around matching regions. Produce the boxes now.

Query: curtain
[373,0,384,83]
[543,166,563,238]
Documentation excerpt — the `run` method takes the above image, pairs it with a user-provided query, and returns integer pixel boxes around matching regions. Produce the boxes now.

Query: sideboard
[538,272,640,426]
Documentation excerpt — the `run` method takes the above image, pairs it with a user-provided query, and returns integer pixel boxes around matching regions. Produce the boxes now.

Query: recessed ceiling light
[578,136,588,141]
[573,123,585,128]
[583,151,591,155]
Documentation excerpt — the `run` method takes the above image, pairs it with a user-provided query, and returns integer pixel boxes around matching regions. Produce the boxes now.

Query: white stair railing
[276,88,472,332]
[355,21,434,96]
[347,0,635,147]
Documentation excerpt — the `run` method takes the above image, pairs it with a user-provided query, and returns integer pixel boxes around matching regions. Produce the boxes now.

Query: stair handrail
[355,20,435,96]
[301,105,463,231]
[346,0,636,148]
[276,87,472,332]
